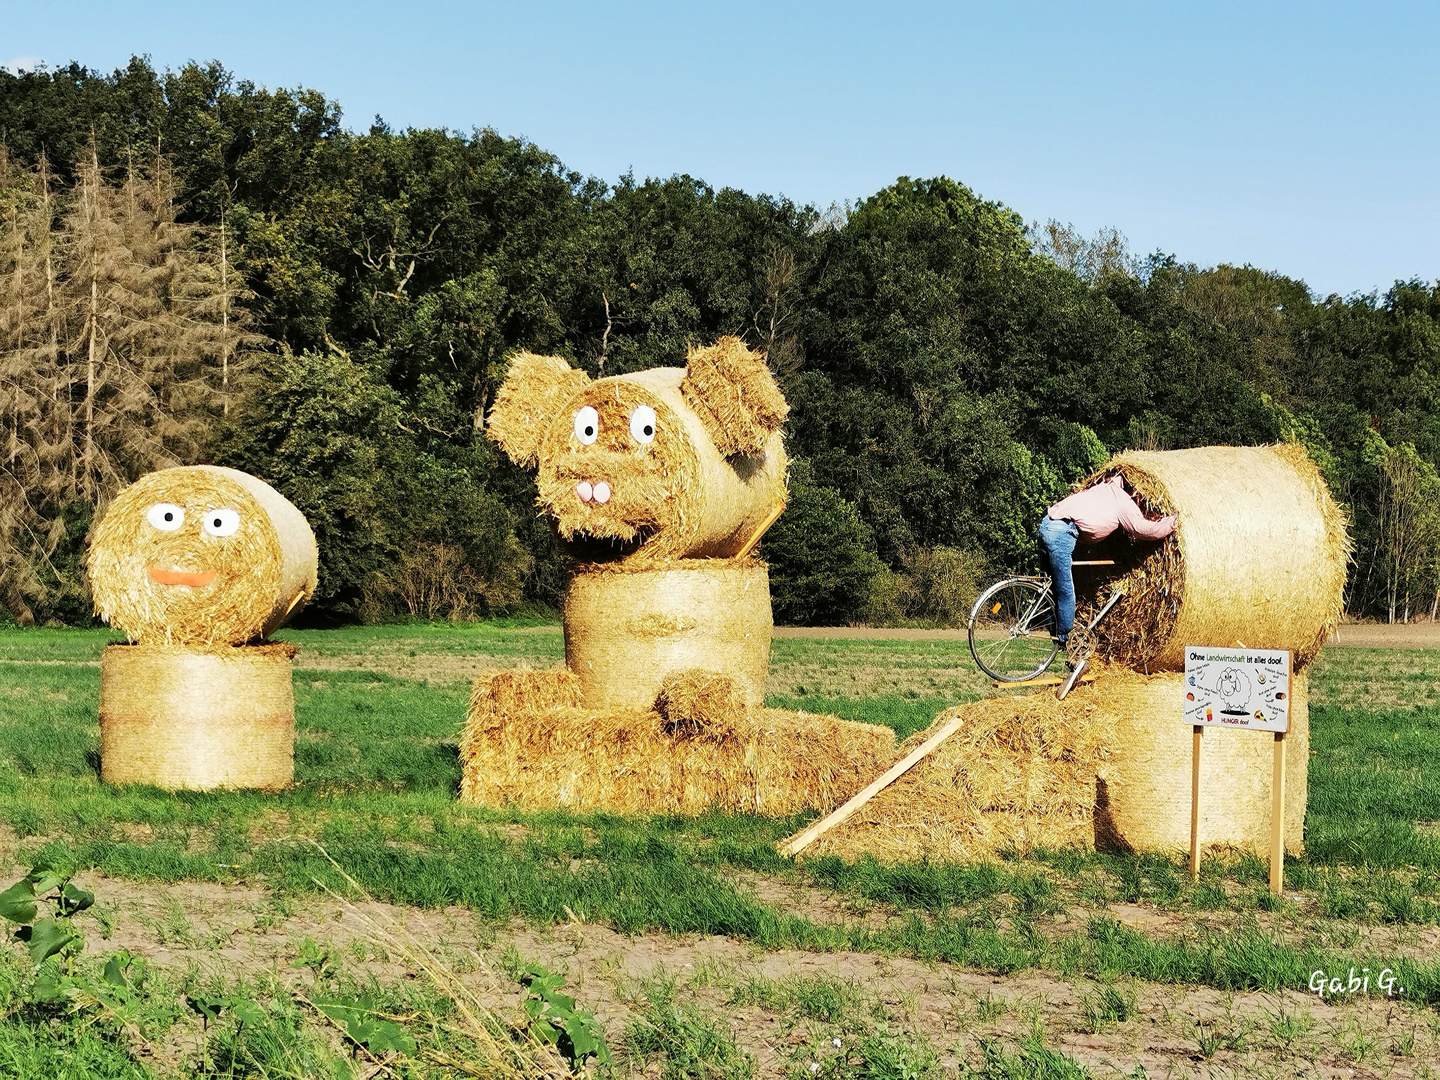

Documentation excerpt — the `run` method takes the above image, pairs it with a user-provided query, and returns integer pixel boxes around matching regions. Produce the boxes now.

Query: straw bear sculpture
[89,465,318,791]
[460,337,894,815]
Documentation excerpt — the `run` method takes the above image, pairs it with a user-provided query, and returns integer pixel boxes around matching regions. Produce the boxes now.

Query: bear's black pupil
[213,518,220,527]
[585,426,593,436]
[164,512,173,521]
[644,425,653,436]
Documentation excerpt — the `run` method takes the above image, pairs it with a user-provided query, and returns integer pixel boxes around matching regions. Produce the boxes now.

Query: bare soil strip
[60,871,1440,1079]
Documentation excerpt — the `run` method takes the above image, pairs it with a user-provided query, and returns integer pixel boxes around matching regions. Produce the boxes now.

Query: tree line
[2,57,1438,626]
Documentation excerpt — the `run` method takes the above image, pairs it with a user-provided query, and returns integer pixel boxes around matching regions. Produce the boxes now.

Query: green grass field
[0,624,1436,1077]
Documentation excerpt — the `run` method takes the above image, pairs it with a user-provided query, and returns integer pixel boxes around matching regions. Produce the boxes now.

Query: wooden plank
[994,672,1097,690]
[735,500,786,561]
[1070,560,1116,566]
[1189,725,1202,882]
[777,711,967,858]
[1270,731,1287,896]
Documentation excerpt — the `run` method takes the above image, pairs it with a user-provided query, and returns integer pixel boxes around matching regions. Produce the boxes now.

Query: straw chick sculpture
[89,465,317,791]
[461,338,894,814]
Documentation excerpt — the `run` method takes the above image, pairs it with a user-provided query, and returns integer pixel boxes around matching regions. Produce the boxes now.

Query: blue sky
[8,1,1438,297]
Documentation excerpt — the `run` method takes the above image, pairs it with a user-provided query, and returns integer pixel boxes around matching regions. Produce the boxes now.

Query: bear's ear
[680,336,789,456]
[486,352,591,467]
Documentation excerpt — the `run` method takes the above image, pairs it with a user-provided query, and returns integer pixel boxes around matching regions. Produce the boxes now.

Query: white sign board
[1183,647,1291,733]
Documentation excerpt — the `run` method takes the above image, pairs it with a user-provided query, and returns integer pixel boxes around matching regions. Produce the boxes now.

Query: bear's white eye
[146,503,185,532]
[573,405,599,445]
[202,508,240,537]
[629,404,657,444]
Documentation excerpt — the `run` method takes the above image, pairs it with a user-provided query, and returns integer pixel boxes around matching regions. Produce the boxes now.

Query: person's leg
[1037,517,1078,643]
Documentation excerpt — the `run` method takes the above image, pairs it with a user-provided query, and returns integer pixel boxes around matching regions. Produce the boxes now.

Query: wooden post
[1269,731,1287,896]
[1189,725,1202,882]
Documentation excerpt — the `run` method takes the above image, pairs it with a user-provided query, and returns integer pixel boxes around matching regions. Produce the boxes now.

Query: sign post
[1183,647,1292,896]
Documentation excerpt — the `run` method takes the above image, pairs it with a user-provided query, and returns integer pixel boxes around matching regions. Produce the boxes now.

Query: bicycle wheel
[968,578,1060,682]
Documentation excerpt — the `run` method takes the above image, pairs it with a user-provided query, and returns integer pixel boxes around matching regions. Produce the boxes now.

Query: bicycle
[967,562,1123,687]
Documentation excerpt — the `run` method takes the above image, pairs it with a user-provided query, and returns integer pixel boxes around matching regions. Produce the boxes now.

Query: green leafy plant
[312,993,418,1057]
[519,963,610,1070]
[0,865,93,964]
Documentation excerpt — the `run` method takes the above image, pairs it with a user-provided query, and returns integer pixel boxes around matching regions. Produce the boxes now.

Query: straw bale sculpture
[792,444,1348,863]
[461,337,894,814]
[89,465,318,790]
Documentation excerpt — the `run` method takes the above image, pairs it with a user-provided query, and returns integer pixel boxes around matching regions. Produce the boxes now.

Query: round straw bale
[1094,669,1308,856]
[89,465,318,647]
[564,561,772,712]
[533,366,787,560]
[100,643,295,790]
[1082,445,1349,670]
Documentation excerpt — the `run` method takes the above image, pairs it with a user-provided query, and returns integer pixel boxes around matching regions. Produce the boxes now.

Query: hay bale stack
[565,560,773,712]
[89,465,318,647]
[460,668,895,814]
[806,669,1309,863]
[99,643,296,790]
[1082,445,1348,670]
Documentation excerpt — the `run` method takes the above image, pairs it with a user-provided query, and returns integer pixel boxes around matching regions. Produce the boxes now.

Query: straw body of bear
[461,338,890,813]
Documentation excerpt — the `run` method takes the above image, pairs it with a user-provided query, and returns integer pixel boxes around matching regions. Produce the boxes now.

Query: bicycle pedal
[1057,658,1087,701]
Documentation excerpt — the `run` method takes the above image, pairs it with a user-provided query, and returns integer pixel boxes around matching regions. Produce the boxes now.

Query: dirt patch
[34,871,1438,1078]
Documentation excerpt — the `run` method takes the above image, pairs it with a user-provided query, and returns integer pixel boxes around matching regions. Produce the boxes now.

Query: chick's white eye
[203,508,240,537]
[629,404,657,444]
[145,503,184,532]
[573,405,599,445]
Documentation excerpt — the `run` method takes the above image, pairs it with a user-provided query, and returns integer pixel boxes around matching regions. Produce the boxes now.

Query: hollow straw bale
[565,560,773,712]
[1080,444,1349,671]
[99,642,296,790]
[805,667,1309,864]
[89,465,318,648]
[459,675,896,815]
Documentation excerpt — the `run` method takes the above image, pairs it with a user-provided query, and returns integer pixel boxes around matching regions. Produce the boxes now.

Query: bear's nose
[576,481,593,502]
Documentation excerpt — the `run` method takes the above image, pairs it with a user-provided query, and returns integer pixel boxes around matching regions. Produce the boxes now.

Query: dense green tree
[5,56,1440,622]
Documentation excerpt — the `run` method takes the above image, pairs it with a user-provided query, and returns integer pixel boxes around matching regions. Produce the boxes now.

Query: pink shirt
[1048,476,1177,543]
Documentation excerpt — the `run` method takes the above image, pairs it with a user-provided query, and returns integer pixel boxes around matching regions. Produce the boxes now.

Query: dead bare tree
[0,142,267,619]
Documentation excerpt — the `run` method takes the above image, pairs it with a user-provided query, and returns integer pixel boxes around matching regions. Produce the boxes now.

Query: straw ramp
[798,668,1309,863]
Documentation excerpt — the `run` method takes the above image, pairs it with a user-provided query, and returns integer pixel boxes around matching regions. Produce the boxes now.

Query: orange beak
[148,567,216,587]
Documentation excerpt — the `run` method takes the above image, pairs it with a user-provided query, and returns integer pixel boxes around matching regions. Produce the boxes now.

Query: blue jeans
[1037,516,1079,642]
